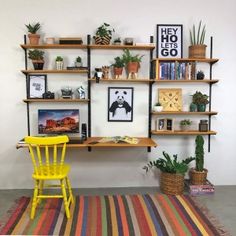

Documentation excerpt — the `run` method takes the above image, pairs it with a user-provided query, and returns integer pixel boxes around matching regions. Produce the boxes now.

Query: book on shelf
[185,179,215,195]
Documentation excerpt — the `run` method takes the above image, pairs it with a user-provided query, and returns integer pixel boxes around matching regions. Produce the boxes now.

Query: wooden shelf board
[21,69,88,74]
[153,58,219,64]
[23,99,89,103]
[88,78,152,83]
[16,137,157,149]
[88,44,155,50]
[154,79,219,84]
[151,130,217,135]
[20,44,87,49]
[152,111,218,115]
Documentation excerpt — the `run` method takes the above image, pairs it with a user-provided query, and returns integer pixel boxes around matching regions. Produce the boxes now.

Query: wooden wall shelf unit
[151,130,217,135]
[88,44,155,50]
[152,111,218,115]
[88,78,152,83]
[20,44,88,49]
[21,69,88,75]
[23,99,89,103]
[154,79,219,84]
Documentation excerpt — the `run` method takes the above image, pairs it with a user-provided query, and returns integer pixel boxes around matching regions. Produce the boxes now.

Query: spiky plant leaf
[196,20,202,44]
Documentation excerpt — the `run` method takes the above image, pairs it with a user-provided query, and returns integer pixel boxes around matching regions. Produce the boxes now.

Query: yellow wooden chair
[24,135,74,219]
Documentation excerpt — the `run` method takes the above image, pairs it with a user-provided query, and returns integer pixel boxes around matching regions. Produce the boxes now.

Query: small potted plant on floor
[180,119,192,131]
[113,37,122,45]
[94,23,114,45]
[189,21,207,58]
[111,56,124,79]
[28,49,44,70]
[25,22,41,45]
[122,49,144,79]
[75,56,82,67]
[192,91,209,112]
[189,135,208,185]
[55,56,63,70]
[143,151,195,195]
[153,102,163,112]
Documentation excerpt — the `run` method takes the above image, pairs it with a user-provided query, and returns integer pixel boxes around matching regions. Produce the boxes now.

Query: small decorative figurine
[102,66,110,79]
[61,87,73,99]
[94,68,103,83]
[77,86,85,99]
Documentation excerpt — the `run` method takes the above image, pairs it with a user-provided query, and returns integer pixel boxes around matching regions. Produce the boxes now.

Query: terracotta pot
[127,62,139,73]
[114,67,123,76]
[189,168,208,185]
[160,172,184,195]
[32,60,44,70]
[28,34,40,45]
[189,45,207,59]
[94,35,111,45]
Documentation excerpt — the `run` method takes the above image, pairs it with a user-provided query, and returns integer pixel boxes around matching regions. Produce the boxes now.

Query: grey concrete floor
[0,186,235,235]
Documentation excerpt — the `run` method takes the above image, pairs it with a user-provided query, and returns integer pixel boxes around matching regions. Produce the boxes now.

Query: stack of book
[185,179,215,195]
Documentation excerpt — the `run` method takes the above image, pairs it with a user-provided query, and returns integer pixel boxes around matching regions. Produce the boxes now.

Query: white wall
[0,0,236,189]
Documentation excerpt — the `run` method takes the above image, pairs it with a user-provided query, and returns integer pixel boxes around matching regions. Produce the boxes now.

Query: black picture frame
[108,87,134,122]
[156,24,183,58]
[27,75,47,99]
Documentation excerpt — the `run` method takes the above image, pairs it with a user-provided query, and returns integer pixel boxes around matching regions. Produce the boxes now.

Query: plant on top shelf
[122,49,144,79]
[55,56,63,70]
[143,151,195,195]
[180,119,192,131]
[25,22,41,45]
[192,91,209,112]
[112,56,125,79]
[28,49,44,70]
[113,37,121,45]
[75,56,82,67]
[189,135,208,185]
[94,23,114,45]
[153,101,163,112]
[189,20,207,59]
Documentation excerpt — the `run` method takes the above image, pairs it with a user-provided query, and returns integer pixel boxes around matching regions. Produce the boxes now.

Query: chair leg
[37,180,44,204]
[61,179,70,219]
[31,180,39,219]
[65,177,74,204]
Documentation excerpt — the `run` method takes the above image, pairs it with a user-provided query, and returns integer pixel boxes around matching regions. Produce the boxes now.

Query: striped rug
[0,194,228,235]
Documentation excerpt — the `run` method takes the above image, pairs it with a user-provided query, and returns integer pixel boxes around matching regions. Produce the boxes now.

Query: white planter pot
[56,61,63,70]
[153,106,163,112]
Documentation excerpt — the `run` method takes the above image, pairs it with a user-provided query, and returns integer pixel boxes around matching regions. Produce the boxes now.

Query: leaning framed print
[27,75,47,98]
[108,87,133,122]
[156,24,183,58]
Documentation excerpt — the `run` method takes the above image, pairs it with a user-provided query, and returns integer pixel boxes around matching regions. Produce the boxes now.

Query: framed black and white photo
[27,75,47,98]
[156,24,183,58]
[108,87,133,122]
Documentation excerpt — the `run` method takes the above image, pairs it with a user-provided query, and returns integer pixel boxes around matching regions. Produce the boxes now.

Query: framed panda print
[108,87,134,122]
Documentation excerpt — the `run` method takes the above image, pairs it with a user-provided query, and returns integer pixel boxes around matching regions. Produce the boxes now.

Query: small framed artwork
[156,24,183,58]
[158,88,182,111]
[108,87,133,122]
[155,118,174,131]
[27,75,47,98]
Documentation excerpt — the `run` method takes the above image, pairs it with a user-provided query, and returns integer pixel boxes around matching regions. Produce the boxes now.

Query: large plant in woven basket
[144,151,195,195]
[94,23,114,45]
[189,135,208,185]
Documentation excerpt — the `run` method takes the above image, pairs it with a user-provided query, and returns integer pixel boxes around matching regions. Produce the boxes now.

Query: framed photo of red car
[156,24,183,58]
[108,87,133,122]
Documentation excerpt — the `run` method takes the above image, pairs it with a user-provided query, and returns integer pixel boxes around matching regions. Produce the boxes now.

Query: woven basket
[160,172,184,195]
[94,35,111,45]
[189,168,208,185]
[189,45,207,59]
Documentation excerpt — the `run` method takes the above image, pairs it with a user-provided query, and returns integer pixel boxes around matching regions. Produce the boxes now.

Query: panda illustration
[109,89,132,120]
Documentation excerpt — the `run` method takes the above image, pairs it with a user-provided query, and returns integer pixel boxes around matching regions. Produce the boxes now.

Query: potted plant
[55,56,63,70]
[196,70,205,80]
[111,56,124,79]
[143,151,195,195]
[94,23,114,45]
[113,37,121,45]
[25,22,41,45]
[192,91,209,112]
[189,135,208,185]
[153,102,163,112]
[28,49,44,70]
[75,56,82,67]
[180,119,192,131]
[189,21,206,58]
[122,49,144,79]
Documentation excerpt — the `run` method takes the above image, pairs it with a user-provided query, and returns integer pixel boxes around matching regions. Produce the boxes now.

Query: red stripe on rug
[117,195,129,236]
[96,196,102,236]
[75,196,84,236]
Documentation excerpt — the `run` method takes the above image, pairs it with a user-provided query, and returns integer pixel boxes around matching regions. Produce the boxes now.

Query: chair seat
[32,164,70,180]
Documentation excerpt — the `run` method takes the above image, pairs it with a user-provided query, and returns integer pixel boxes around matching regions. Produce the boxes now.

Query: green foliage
[55,56,63,61]
[28,49,44,60]
[122,49,144,64]
[76,56,82,63]
[180,119,192,126]
[143,151,195,175]
[192,91,209,105]
[95,23,114,38]
[25,22,40,34]
[155,102,162,106]
[190,20,206,45]
[195,135,205,171]
[112,56,124,68]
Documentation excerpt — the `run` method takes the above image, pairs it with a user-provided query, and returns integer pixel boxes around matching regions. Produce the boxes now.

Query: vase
[189,45,207,59]
[197,104,206,112]
[56,61,63,70]
[153,106,163,112]
[190,103,197,112]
